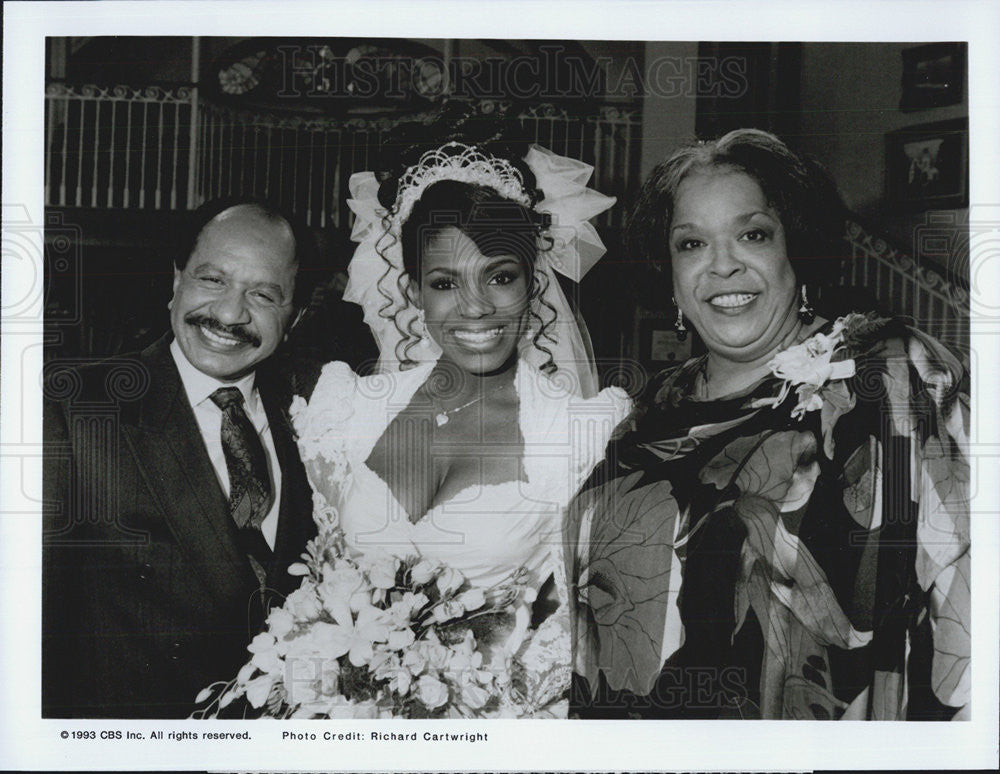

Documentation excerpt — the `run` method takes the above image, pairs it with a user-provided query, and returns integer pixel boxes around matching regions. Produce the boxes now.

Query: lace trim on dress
[290,361,357,465]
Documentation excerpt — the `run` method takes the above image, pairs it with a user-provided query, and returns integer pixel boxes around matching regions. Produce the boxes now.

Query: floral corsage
[753,314,867,420]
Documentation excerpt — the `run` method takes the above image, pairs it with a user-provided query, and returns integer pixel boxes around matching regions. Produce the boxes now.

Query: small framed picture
[638,317,691,370]
[885,118,968,212]
[900,42,965,112]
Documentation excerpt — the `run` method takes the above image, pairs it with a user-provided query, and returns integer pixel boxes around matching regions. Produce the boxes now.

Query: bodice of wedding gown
[291,358,630,714]
[342,466,562,592]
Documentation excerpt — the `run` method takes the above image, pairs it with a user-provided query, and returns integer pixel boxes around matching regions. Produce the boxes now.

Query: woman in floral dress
[569,129,969,720]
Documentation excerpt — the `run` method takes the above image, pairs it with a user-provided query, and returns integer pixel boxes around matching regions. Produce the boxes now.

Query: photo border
[4,1,1000,771]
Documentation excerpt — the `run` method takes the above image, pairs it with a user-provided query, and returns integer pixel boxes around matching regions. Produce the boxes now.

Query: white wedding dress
[291,357,630,717]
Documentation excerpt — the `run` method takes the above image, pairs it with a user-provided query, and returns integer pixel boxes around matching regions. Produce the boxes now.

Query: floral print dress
[569,314,969,720]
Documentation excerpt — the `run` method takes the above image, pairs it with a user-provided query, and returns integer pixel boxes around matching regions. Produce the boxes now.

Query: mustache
[184,314,262,347]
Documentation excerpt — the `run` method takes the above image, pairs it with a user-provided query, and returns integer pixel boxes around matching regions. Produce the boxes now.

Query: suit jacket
[42,335,316,718]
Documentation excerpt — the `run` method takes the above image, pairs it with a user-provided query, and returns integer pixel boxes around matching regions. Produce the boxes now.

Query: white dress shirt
[170,340,281,549]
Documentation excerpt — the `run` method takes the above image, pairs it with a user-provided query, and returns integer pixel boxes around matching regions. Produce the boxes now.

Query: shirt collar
[170,338,258,412]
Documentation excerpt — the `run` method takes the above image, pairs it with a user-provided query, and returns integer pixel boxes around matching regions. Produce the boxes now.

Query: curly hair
[375,173,558,371]
[626,128,847,297]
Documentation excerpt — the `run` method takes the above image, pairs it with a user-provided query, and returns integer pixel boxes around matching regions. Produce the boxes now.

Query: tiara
[391,142,533,228]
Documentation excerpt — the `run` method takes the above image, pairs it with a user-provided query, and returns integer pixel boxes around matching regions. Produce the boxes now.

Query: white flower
[766,317,857,421]
[416,674,450,709]
[460,681,490,709]
[343,606,393,667]
[218,687,241,709]
[402,648,427,676]
[392,669,413,697]
[387,627,416,651]
[245,673,276,708]
[448,640,483,674]
[291,607,390,668]
[410,559,438,585]
[435,566,464,596]
[419,631,451,670]
[770,343,835,387]
[427,599,464,624]
[251,646,283,676]
[363,551,400,590]
[387,591,429,625]
[404,591,430,613]
[791,389,824,419]
[377,655,413,696]
[368,648,394,676]
[266,607,295,639]
[286,585,323,621]
[459,629,477,652]
[285,622,345,660]
[236,661,257,685]
[456,587,486,611]
[246,631,283,675]
[349,607,389,666]
[317,563,366,624]
[248,631,276,654]
[194,684,217,704]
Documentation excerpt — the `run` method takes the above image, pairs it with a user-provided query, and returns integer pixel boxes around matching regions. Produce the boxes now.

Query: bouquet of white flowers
[193,515,533,719]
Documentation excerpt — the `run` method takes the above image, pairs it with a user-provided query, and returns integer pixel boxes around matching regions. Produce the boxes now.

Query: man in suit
[43,198,318,718]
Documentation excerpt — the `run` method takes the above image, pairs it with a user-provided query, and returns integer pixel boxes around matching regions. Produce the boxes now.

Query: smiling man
[171,203,299,382]
[43,198,318,718]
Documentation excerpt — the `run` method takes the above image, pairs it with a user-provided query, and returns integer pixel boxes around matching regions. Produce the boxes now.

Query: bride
[290,141,630,716]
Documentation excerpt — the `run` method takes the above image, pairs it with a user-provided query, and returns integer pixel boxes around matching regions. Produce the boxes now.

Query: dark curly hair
[626,128,847,302]
[375,164,558,371]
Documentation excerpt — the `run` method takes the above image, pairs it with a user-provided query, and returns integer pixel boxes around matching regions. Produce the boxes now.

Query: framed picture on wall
[885,118,968,211]
[638,316,692,372]
[900,42,965,112]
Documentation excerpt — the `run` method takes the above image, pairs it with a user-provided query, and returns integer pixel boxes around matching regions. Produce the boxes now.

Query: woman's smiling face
[416,226,530,375]
[669,169,799,363]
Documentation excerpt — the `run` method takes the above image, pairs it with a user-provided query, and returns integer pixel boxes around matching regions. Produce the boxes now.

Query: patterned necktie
[210,387,274,534]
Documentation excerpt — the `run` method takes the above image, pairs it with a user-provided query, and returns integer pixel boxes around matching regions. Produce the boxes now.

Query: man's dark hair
[176,196,318,309]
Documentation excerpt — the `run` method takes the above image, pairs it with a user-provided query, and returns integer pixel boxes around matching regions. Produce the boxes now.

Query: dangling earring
[672,297,688,342]
[797,284,815,325]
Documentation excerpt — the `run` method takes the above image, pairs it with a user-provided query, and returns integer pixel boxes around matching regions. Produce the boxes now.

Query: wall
[621,42,699,368]
[794,42,968,277]
[639,41,699,178]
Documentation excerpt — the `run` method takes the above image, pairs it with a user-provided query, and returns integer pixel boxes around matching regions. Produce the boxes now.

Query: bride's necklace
[434,381,510,427]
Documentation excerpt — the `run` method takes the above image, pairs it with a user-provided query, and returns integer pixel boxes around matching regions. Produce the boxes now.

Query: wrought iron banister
[44,82,640,230]
[193,99,641,230]
[841,218,969,351]
[45,82,196,210]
